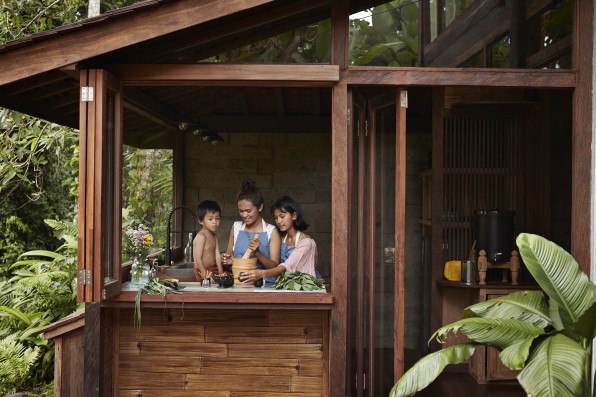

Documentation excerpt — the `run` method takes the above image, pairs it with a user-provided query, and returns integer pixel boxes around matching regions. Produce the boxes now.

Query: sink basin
[164,262,195,277]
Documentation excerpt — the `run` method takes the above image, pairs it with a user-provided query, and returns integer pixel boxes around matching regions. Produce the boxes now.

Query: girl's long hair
[271,195,309,231]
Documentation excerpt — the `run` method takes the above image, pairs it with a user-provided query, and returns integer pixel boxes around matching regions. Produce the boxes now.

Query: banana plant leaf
[516,233,596,340]
[517,333,587,397]
[464,290,551,328]
[0,306,44,326]
[389,343,475,397]
[432,317,544,350]
[499,337,535,370]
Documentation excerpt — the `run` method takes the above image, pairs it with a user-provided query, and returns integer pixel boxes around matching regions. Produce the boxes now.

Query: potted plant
[390,233,596,397]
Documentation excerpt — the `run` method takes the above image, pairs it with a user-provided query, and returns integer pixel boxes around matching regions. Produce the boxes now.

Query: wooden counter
[112,305,329,396]
[105,282,334,310]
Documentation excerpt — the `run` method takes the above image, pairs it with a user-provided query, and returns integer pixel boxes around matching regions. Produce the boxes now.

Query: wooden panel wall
[441,111,525,263]
[116,308,328,397]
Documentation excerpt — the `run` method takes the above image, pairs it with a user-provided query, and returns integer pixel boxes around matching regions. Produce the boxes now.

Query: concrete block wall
[183,131,332,277]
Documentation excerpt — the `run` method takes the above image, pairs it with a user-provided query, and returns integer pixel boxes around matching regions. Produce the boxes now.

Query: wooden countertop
[104,282,334,309]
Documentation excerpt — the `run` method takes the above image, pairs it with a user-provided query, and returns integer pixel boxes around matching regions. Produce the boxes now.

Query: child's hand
[203,270,213,279]
[193,265,202,282]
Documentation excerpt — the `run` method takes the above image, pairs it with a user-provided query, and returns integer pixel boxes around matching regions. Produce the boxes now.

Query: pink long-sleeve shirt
[280,238,318,277]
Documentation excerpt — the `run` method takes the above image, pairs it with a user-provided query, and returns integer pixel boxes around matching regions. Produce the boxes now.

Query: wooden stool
[477,249,520,285]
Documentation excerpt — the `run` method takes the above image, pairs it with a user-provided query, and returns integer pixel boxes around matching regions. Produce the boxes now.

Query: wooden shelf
[437,280,541,383]
[437,280,539,290]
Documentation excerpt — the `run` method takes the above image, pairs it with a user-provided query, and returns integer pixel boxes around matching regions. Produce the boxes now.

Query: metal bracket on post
[78,269,91,285]
[400,90,408,108]
[81,86,94,102]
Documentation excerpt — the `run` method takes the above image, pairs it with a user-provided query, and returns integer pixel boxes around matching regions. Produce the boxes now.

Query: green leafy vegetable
[134,278,180,329]
[274,272,325,291]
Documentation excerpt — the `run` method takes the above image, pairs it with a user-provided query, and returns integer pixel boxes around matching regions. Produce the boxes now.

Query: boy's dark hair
[271,195,309,231]
[197,200,221,220]
[236,178,264,208]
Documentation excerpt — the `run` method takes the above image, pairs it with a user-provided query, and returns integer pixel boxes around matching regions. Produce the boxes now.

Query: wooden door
[349,87,406,396]
[78,69,123,302]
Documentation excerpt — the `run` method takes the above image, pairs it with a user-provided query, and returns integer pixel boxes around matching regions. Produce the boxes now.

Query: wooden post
[84,303,103,397]
[330,81,349,397]
[571,0,593,275]
[331,0,349,70]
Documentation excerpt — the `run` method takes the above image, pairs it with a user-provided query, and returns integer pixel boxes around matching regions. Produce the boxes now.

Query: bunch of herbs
[274,272,324,291]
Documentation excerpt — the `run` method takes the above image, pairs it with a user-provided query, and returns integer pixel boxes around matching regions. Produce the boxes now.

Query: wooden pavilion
[0,1,592,396]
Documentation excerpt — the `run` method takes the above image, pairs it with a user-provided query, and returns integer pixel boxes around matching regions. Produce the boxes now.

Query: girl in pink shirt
[240,196,318,283]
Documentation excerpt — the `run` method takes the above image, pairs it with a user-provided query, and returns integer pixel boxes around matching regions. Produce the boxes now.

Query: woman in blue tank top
[224,179,280,285]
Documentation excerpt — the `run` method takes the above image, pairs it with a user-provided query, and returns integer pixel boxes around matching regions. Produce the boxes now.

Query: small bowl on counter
[212,272,234,288]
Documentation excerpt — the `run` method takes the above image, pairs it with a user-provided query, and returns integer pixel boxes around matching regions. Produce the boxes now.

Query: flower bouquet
[126,224,154,286]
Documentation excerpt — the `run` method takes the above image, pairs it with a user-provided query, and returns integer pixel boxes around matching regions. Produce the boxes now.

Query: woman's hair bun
[241,178,257,192]
[237,178,264,207]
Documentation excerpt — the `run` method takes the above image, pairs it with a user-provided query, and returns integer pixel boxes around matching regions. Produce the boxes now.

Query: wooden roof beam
[0,0,276,86]
[342,68,575,88]
[109,64,340,85]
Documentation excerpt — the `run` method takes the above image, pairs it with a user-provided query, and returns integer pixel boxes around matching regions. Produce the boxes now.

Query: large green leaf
[433,318,544,349]
[518,334,587,397]
[389,344,475,397]
[499,337,535,370]
[516,233,596,339]
[464,290,551,328]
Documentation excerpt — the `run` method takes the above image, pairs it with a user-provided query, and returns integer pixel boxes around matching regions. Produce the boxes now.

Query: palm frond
[44,218,78,238]
[389,344,476,397]
[464,290,551,328]
[517,233,596,340]
[499,337,535,370]
[432,318,544,350]
[0,338,40,388]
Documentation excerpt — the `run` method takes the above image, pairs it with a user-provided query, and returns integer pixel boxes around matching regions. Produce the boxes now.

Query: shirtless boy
[193,200,224,281]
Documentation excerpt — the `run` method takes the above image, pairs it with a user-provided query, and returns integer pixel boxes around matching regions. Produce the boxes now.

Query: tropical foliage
[0,220,79,396]
[121,146,173,254]
[0,0,145,44]
[349,0,419,67]
[210,0,420,67]
[390,233,596,397]
[0,108,79,271]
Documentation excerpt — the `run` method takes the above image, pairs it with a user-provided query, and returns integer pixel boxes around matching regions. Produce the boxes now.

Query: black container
[474,210,515,263]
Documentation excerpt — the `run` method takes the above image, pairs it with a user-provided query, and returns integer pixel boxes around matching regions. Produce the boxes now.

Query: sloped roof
[0,0,343,147]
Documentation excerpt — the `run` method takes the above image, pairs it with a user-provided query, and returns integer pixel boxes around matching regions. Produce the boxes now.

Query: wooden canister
[232,257,257,287]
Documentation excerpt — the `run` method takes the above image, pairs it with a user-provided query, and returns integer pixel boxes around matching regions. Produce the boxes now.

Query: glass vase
[130,255,150,287]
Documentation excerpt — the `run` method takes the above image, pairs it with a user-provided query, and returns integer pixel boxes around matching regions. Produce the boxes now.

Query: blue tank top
[233,220,276,285]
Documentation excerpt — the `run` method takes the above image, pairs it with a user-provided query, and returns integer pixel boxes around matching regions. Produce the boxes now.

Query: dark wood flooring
[414,371,527,397]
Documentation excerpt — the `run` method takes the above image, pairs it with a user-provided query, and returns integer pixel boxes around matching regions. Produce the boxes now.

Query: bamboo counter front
[106,283,332,397]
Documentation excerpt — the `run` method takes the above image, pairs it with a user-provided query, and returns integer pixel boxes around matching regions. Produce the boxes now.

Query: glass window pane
[350,0,574,69]
[202,20,331,64]
[489,35,511,68]
[440,0,476,31]
[349,1,420,67]
[102,89,116,283]
[121,147,173,266]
